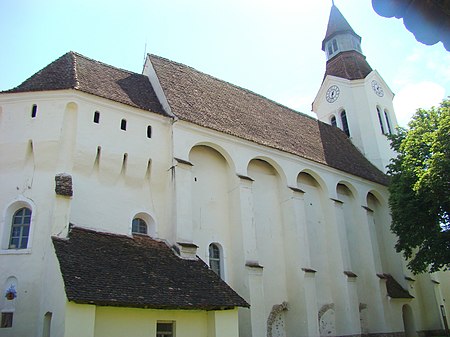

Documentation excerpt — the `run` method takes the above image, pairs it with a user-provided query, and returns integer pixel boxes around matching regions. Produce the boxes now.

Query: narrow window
[9,207,32,249]
[93,111,100,123]
[132,218,147,234]
[209,243,222,278]
[1,313,13,328]
[384,110,392,134]
[147,125,152,138]
[156,322,174,337]
[330,115,337,127]
[332,39,338,52]
[31,104,37,118]
[121,119,127,131]
[327,44,333,56]
[340,110,350,137]
[377,107,386,134]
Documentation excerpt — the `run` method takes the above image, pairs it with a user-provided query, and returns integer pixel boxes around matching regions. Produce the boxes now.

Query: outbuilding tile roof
[384,274,414,299]
[52,227,249,310]
[149,54,388,185]
[5,52,165,115]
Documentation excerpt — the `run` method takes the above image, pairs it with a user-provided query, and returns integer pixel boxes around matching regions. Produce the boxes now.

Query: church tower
[312,3,398,173]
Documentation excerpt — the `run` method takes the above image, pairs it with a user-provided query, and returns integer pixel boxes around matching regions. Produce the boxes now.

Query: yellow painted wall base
[63,302,239,337]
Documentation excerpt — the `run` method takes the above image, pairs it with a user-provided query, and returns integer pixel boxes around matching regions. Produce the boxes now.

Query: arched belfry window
[132,218,147,234]
[9,208,32,249]
[340,110,350,137]
[384,110,392,134]
[330,115,337,127]
[327,39,339,57]
[209,243,222,278]
[377,107,386,134]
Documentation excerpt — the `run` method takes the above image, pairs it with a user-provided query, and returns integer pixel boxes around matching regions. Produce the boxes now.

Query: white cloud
[393,81,445,127]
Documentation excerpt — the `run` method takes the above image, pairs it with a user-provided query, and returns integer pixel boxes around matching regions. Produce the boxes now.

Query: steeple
[322,4,361,54]
[322,4,373,80]
[313,4,399,173]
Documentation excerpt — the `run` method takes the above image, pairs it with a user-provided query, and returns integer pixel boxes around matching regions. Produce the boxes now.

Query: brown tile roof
[324,50,373,80]
[322,5,361,50]
[2,51,387,184]
[4,52,165,115]
[52,227,249,310]
[149,54,388,185]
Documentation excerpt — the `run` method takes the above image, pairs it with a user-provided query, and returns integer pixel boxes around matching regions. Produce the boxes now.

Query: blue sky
[1,0,449,127]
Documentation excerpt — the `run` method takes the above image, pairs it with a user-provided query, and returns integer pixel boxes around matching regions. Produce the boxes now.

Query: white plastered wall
[170,121,420,337]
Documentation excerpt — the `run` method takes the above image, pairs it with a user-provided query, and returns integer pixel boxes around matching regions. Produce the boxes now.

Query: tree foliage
[388,98,450,274]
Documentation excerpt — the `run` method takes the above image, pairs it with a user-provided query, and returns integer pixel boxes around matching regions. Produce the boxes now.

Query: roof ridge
[72,51,139,77]
[149,54,318,122]
[69,225,133,239]
[70,51,80,89]
[68,225,176,250]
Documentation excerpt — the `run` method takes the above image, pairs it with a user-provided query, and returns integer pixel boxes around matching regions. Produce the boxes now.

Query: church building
[1,4,449,337]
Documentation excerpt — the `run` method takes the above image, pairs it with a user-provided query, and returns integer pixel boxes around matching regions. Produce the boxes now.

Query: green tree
[388,98,450,274]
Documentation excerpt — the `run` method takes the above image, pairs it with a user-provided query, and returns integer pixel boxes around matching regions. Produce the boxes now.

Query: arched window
[340,110,350,137]
[377,107,386,134]
[330,115,337,127]
[132,218,147,234]
[9,208,32,249]
[209,243,222,278]
[384,110,392,134]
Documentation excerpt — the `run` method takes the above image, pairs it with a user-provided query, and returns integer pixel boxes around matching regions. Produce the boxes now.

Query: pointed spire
[321,3,372,80]
[322,4,361,51]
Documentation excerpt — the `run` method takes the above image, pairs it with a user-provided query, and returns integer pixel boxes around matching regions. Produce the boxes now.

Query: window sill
[0,248,31,255]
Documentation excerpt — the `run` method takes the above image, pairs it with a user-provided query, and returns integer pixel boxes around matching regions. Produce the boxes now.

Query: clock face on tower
[326,85,340,103]
[371,80,384,97]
